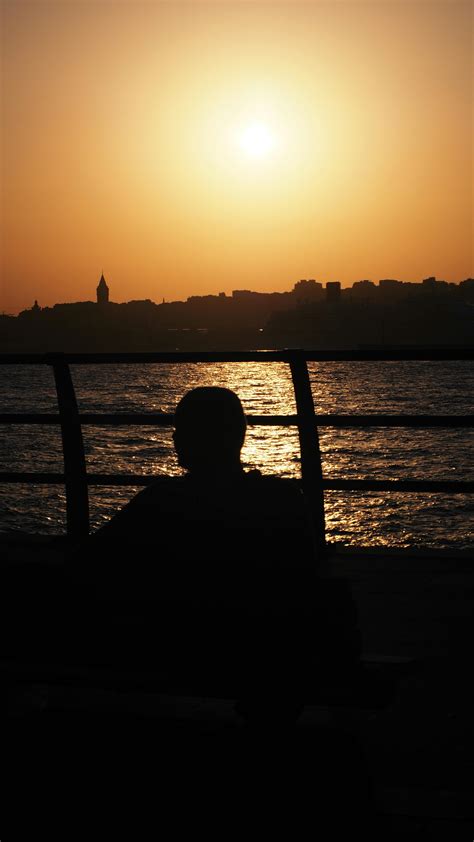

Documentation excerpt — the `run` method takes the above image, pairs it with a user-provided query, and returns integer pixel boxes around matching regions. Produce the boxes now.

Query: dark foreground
[1,535,473,838]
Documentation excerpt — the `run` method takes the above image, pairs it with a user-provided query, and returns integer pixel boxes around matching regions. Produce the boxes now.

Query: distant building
[232,290,254,299]
[460,278,474,303]
[292,279,323,302]
[379,279,402,288]
[422,276,449,296]
[351,280,376,300]
[97,273,109,305]
[32,300,41,313]
[378,279,405,300]
[325,281,341,302]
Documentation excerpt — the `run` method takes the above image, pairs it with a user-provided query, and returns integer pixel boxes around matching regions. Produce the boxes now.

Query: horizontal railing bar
[0,472,67,484]
[2,351,289,364]
[323,479,474,493]
[0,349,473,364]
[0,472,472,493]
[311,415,474,429]
[0,413,298,427]
[317,415,474,428]
[0,413,472,428]
[0,414,62,424]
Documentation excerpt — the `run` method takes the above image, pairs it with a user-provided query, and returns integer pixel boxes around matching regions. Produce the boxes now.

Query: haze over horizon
[1,0,472,314]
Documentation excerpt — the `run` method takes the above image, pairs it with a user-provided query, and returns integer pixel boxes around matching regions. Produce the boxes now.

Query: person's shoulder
[130,475,187,504]
[87,475,188,542]
[244,469,302,493]
[243,470,305,510]
[97,476,187,525]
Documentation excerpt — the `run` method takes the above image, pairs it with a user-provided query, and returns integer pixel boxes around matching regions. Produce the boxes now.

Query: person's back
[75,387,316,593]
[64,387,368,824]
[69,387,360,714]
[81,471,314,595]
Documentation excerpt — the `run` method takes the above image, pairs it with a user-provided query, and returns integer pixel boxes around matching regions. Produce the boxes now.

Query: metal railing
[1,349,473,549]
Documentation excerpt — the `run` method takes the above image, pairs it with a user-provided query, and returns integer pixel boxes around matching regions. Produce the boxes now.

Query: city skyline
[3,270,472,353]
[8,270,474,315]
[1,1,472,313]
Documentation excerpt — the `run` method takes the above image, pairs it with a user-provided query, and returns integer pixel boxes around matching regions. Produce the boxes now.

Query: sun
[239,122,275,158]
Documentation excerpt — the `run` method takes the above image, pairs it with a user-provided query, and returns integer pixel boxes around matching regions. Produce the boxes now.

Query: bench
[2,652,419,721]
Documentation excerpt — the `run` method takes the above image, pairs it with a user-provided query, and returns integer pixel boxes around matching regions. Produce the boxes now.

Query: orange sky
[1,0,472,313]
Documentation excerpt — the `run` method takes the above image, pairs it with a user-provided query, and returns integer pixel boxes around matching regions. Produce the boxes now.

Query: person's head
[173,387,247,475]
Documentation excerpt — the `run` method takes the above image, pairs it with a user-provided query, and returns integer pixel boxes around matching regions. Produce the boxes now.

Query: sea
[0,360,473,549]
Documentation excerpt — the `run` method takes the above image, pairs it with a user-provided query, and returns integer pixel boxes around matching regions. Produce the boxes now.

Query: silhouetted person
[70,387,360,722]
[37,388,372,836]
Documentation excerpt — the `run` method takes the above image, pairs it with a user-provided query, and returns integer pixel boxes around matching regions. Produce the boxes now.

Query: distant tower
[96,273,109,305]
[32,300,40,313]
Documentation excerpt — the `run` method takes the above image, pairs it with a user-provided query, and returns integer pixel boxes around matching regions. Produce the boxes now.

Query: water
[0,361,472,549]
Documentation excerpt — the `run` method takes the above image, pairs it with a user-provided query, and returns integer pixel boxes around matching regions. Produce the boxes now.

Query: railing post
[47,354,89,539]
[289,352,326,555]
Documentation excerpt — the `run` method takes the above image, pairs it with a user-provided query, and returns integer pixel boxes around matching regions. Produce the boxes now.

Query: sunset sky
[1,0,472,313]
